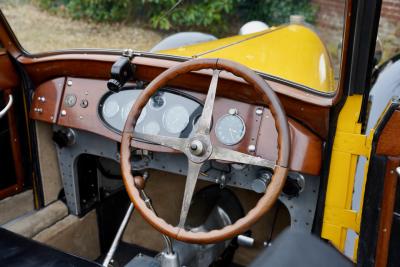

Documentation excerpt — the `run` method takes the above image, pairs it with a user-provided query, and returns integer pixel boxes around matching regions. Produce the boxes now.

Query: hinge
[333,131,372,157]
[324,207,360,233]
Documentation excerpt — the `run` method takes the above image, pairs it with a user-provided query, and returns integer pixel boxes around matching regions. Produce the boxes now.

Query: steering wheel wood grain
[121,58,290,244]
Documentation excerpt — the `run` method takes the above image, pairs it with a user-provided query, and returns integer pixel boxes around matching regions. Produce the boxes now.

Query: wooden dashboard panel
[30,77,65,123]
[30,77,322,175]
[19,54,331,139]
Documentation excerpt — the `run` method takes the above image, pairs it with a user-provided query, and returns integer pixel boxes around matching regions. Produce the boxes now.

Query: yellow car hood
[159,24,335,93]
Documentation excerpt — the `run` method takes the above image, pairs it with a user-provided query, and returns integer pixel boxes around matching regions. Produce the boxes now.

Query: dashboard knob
[252,171,272,193]
[52,128,76,148]
[107,79,123,93]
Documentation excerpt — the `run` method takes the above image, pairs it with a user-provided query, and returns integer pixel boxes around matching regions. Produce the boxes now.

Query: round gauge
[102,100,119,118]
[150,92,166,110]
[215,114,246,145]
[142,121,161,135]
[163,105,190,134]
[121,100,146,125]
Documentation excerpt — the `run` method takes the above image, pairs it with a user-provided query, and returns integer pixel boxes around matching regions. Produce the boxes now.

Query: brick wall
[311,0,400,60]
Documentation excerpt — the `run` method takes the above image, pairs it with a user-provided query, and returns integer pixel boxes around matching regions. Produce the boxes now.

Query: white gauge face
[163,105,190,134]
[215,114,246,145]
[121,100,146,125]
[142,121,161,135]
[102,100,119,118]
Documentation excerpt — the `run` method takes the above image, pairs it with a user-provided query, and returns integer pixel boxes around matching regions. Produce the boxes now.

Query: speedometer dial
[163,105,190,134]
[215,114,246,145]
[102,100,119,118]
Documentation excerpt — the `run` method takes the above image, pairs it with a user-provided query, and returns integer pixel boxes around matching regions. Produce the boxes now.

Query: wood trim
[29,78,66,123]
[376,110,400,156]
[19,55,330,138]
[30,77,322,175]
[0,89,24,199]
[375,157,399,267]
[0,53,19,90]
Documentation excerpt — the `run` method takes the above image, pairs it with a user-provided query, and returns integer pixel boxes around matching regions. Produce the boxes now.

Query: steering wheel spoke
[133,132,187,152]
[210,146,276,169]
[178,160,203,228]
[196,69,220,135]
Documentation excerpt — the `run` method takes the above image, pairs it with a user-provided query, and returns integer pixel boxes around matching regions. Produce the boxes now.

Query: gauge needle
[229,128,234,139]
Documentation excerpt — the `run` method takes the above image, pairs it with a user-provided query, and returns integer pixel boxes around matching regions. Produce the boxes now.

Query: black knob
[107,56,134,93]
[107,79,122,93]
[52,129,76,148]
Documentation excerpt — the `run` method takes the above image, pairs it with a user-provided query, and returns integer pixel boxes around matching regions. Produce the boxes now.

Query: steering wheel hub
[189,140,205,156]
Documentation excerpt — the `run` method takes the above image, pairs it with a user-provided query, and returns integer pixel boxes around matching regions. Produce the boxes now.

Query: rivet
[61,110,67,116]
[80,99,89,108]
[255,107,263,115]
[67,80,73,86]
[248,144,256,153]
[79,115,83,120]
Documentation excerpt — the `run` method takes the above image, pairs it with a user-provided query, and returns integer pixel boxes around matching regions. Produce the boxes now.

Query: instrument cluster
[99,88,203,138]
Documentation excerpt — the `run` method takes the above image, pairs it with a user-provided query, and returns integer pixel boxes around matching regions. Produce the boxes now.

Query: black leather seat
[249,229,354,267]
[0,227,100,267]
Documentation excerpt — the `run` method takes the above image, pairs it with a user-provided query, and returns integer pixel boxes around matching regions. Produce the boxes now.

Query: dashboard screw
[67,80,73,86]
[80,99,89,108]
[61,110,67,116]
[255,108,263,115]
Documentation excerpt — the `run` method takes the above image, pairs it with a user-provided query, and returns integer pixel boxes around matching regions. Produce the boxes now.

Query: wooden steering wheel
[120,58,290,244]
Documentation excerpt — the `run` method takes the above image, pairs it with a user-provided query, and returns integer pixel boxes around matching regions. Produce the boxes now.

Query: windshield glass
[1,0,349,93]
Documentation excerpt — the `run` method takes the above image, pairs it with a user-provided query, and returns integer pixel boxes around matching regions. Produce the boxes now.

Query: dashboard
[29,77,322,176]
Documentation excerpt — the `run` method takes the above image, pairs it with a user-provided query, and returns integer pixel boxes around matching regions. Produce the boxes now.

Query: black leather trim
[0,227,100,267]
[249,229,354,267]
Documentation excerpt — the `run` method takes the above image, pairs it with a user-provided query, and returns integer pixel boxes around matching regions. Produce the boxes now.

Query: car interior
[0,2,366,267]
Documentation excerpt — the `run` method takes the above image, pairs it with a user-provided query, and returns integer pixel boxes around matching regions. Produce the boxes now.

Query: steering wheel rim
[121,58,290,244]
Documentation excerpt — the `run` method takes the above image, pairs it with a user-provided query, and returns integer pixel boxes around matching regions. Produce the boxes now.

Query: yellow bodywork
[321,95,374,261]
[159,24,335,92]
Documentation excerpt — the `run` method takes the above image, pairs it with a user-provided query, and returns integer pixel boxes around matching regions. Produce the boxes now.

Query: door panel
[358,101,400,267]
[0,50,26,200]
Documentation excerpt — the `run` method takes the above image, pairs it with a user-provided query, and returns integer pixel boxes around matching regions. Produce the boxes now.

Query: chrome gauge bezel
[215,113,246,146]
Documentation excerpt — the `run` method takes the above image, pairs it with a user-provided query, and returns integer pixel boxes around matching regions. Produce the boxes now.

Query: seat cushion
[249,229,354,267]
[0,227,100,267]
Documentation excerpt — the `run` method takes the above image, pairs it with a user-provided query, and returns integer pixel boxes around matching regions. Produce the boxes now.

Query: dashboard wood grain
[30,77,322,175]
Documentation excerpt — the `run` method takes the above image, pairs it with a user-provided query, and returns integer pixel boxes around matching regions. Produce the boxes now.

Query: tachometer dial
[215,114,246,145]
[163,105,190,134]
[143,121,161,135]
[121,100,146,125]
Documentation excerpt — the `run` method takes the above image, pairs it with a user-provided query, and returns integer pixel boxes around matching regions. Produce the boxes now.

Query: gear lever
[102,202,135,267]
